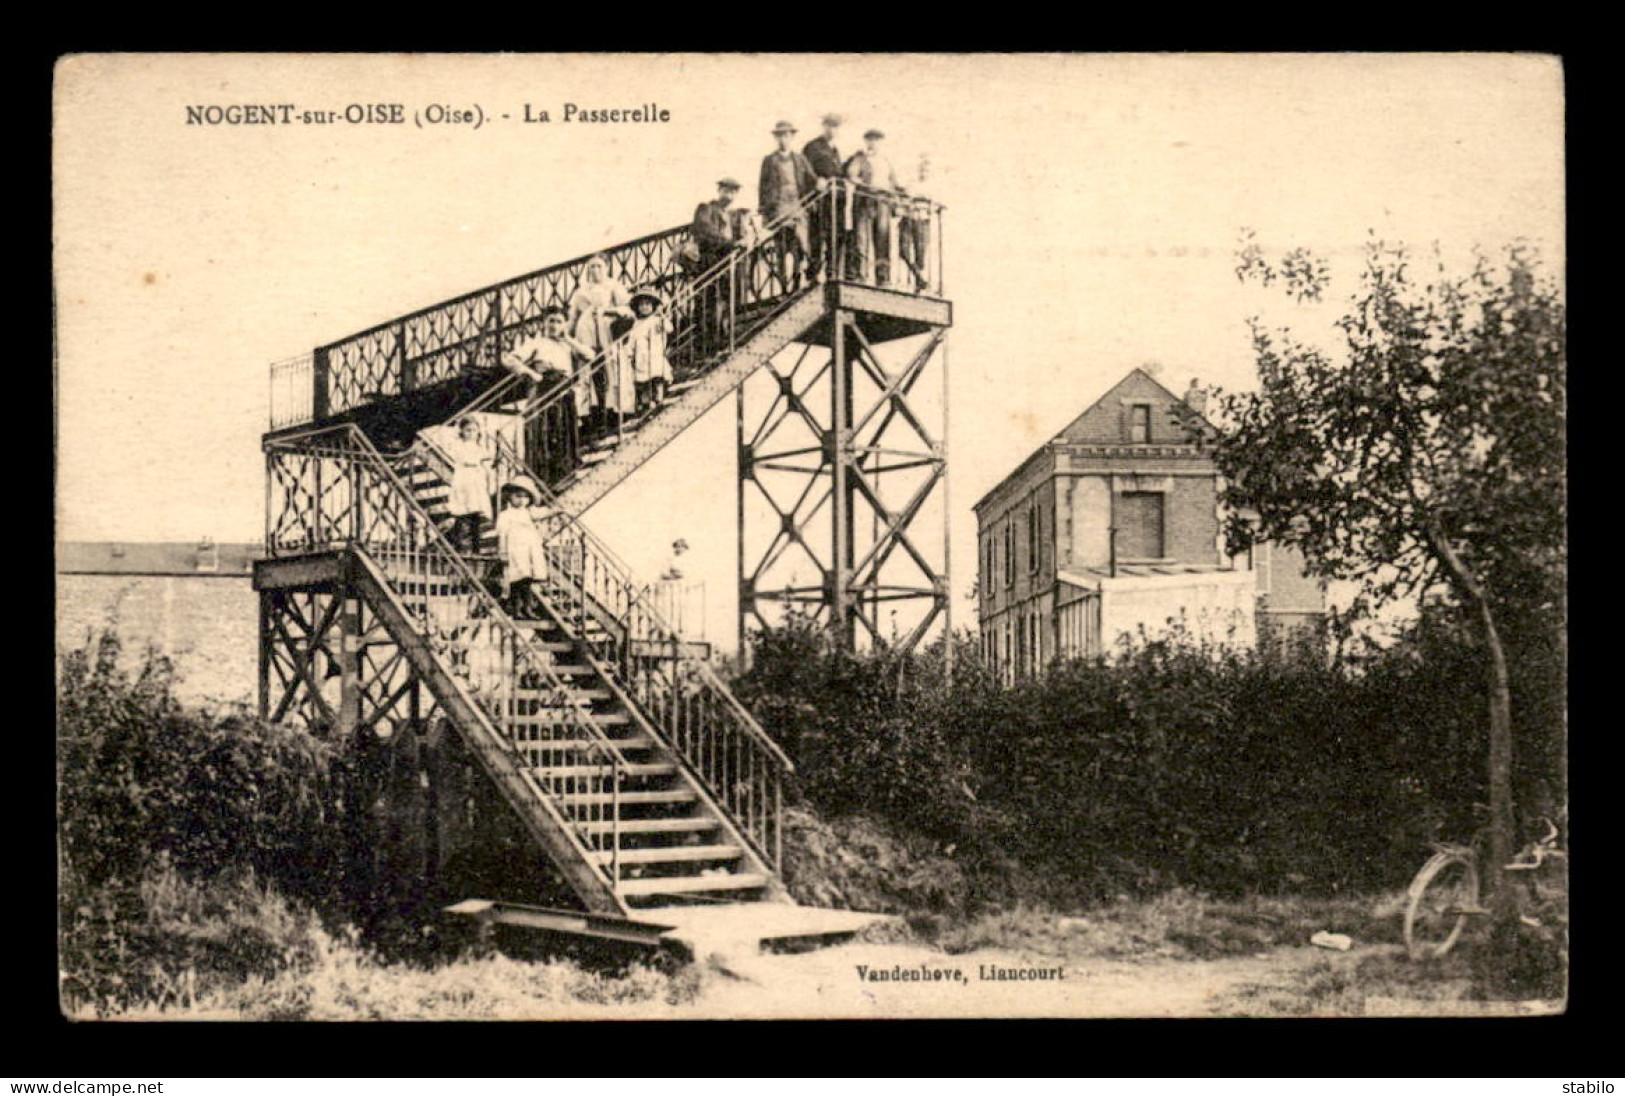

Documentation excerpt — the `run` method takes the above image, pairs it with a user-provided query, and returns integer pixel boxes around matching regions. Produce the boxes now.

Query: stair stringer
[348,547,630,917]
[553,287,829,516]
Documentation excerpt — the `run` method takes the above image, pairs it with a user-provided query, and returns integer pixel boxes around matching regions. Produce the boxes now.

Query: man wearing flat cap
[802,114,844,279]
[759,121,818,291]
[844,128,906,285]
[689,178,741,358]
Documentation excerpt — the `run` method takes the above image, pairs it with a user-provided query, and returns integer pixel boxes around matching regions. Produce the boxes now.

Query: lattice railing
[268,183,944,432]
[266,229,688,428]
[264,424,631,886]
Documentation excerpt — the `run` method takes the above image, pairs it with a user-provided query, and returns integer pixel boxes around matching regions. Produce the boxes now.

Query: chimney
[196,536,219,573]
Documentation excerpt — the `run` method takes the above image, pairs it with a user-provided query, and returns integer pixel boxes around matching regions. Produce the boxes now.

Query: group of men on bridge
[690,114,934,297]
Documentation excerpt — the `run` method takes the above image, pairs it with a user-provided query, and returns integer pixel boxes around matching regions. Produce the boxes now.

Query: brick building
[56,539,266,704]
[973,369,1324,682]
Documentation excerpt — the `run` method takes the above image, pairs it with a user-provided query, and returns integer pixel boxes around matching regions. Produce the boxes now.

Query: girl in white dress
[625,287,673,413]
[495,480,554,618]
[441,418,493,553]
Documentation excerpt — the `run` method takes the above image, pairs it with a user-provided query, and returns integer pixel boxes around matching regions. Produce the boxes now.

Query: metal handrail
[283,224,690,428]
[348,547,624,889]
[399,426,787,770]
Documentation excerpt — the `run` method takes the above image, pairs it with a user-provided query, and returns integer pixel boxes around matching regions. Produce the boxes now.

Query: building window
[1129,403,1152,444]
[1004,521,1016,586]
[1027,505,1040,573]
[1117,491,1165,559]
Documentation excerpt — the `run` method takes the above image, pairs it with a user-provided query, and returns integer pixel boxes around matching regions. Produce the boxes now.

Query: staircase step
[514,663,596,680]
[509,712,631,728]
[576,817,718,835]
[512,686,612,702]
[590,844,742,866]
[615,873,771,897]
[517,730,650,749]
[558,789,696,806]
[539,763,677,780]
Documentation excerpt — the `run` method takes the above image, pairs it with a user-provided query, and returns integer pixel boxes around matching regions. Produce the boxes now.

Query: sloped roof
[1052,367,1213,445]
[973,368,1216,515]
[56,541,262,576]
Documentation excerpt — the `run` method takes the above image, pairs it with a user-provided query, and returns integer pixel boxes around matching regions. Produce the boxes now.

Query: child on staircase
[443,417,494,554]
[496,479,555,619]
[625,286,673,414]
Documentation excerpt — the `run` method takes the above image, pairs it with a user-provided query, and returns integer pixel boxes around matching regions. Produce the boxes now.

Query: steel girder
[738,307,949,652]
[259,582,441,743]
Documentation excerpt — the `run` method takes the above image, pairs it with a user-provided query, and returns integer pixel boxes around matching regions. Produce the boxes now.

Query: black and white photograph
[53,52,1566,1019]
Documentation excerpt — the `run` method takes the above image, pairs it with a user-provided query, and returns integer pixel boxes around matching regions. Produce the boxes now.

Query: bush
[734,612,1557,907]
[781,808,968,915]
[58,630,347,906]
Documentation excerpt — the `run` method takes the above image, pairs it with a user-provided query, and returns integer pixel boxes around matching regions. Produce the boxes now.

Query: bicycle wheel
[1404,850,1480,960]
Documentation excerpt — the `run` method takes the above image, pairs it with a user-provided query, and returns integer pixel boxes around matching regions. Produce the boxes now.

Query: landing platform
[792,281,952,346]
[640,902,897,959]
[444,898,895,960]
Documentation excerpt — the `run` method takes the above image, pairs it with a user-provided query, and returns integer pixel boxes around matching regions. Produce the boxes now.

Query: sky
[54,53,1565,650]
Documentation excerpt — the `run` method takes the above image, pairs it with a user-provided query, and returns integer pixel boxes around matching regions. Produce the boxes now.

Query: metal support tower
[257,552,440,745]
[737,286,950,653]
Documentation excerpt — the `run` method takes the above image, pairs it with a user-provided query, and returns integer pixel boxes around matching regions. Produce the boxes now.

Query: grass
[933,886,1406,963]
[110,942,704,1021]
[61,862,703,1020]
[64,865,1566,1019]
[1217,949,1478,1017]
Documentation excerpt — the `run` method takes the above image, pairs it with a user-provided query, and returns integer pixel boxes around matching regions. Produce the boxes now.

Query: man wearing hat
[844,128,906,285]
[802,113,845,279]
[759,121,818,291]
[689,177,741,358]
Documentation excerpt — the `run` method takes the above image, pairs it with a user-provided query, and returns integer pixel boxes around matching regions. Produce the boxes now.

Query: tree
[1207,232,1565,920]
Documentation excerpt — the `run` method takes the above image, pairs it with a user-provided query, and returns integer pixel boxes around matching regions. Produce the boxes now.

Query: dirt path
[642,940,1350,1019]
